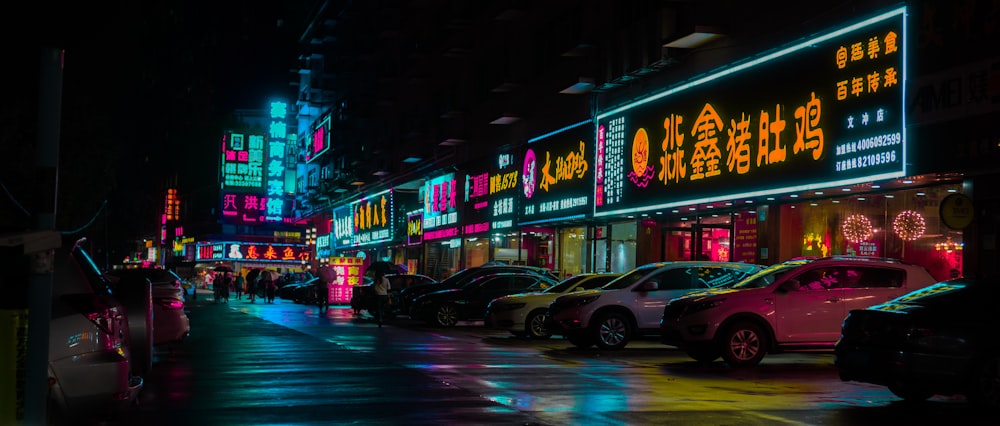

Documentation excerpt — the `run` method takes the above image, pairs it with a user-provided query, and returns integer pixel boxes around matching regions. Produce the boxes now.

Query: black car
[410,272,559,327]
[835,278,1000,409]
[398,265,557,316]
[351,274,437,317]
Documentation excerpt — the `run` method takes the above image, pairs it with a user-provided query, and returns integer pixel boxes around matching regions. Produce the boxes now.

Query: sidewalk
[109,289,545,425]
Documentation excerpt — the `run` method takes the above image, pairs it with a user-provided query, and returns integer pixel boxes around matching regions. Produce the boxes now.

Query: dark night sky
[4,1,315,261]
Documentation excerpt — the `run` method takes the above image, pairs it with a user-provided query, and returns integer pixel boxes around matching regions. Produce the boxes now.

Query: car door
[466,276,516,319]
[838,266,907,312]
[773,266,847,343]
[631,267,697,329]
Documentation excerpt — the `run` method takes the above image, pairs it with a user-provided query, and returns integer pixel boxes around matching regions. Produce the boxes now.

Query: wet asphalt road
[94,289,995,426]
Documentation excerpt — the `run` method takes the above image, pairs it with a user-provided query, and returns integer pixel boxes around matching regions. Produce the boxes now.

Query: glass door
[661,215,733,262]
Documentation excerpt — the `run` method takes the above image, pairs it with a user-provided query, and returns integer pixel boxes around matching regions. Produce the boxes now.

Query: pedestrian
[234,272,245,300]
[372,270,390,327]
[317,266,336,313]
[247,270,259,303]
[216,271,232,303]
[263,272,277,303]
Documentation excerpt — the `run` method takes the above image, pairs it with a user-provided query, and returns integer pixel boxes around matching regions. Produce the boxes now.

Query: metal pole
[24,47,64,425]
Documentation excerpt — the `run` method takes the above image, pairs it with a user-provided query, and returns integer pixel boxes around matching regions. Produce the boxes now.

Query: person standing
[234,272,245,300]
[372,271,390,327]
[316,266,336,314]
[247,271,259,303]
[263,272,277,303]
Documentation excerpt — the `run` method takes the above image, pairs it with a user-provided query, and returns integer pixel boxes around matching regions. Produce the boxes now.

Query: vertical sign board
[521,121,594,225]
[595,7,907,217]
[423,172,463,241]
[329,256,364,303]
[462,156,493,235]
[407,212,423,245]
[220,100,295,224]
[331,205,354,249]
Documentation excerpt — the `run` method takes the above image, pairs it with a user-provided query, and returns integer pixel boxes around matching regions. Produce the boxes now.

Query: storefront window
[610,221,636,273]
[463,237,490,268]
[777,183,963,281]
[558,227,586,279]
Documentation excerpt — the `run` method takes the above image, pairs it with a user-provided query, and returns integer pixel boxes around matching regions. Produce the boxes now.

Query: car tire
[525,310,552,339]
[116,280,154,375]
[685,344,721,363]
[888,382,934,402]
[594,312,631,350]
[566,331,595,348]
[720,321,768,367]
[433,304,459,327]
[968,355,1000,410]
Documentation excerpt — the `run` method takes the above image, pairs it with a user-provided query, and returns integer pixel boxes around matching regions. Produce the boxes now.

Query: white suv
[660,256,937,367]
[548,261,763,350]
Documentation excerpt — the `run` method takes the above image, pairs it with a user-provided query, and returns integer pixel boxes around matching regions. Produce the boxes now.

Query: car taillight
[85,305,126,350]
[156,298,185,310]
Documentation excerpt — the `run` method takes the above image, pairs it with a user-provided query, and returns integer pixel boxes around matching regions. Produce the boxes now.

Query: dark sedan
[398,265,557,316]
[350,274,437,318]
[835,278,1000,409]
[410,272,559,327]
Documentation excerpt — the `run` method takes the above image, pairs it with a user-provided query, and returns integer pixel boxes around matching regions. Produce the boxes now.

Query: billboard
[595,7,907,217]
[521,121,594,225]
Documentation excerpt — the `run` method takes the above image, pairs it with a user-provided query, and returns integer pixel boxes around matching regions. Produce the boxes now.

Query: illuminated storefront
[460,150,520,267]
[422,172,464,280]
[521,121,596,277]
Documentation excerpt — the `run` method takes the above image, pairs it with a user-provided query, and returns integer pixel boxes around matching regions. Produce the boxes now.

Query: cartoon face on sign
[522,148,537,199]
[628,128,654,188]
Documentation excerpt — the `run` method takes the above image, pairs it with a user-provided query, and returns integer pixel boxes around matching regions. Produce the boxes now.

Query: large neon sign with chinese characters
[195,241,310,263]
[521,121,593,224]
[221,132,265,190]
[595,7,906,217]
[462,150,520,234]
[305,113,331,163]
[423,172,462,240]
[330,189,395,248]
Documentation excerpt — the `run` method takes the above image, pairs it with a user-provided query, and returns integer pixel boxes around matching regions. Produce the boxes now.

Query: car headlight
[683,298,725,315]
[491,302,526,312]
[563,294,600,307]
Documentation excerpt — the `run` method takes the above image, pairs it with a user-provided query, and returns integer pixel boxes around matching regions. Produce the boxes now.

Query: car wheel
[594,312,631,350]
[968,355,1000,410]
[526,310,552,339]
[566,331,595,348]
[433,304,459,327]
[888,382,934,402]
[720,321,768,367]
[685,344,721,363]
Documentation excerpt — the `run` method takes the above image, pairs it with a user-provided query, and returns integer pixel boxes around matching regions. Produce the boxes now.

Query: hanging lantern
[893,210,926,241]
[842,214,874,243]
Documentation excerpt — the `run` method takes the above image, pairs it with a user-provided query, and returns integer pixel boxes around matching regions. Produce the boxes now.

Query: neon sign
[423,173,461,233]
[221,132,265,189]
[522,121,594,225]
[305,114,331,163]
[195,241,310,263]
[595,7,906,217]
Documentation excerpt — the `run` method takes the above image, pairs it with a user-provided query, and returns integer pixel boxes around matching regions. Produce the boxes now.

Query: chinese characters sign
[328,256,364,303]
[407,212,423,245]
[423,172,462,240]
[222,132,264,189]
[195,241,310,263]
[331,189,395,248]
[305,113,331,163]
[462,151,520,234]
[521,121,594,224]
[595,7,906,217]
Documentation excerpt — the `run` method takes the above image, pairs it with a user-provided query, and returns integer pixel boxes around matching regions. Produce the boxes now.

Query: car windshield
[602,266,658,290]
[542,275,588,293]
[731,260,808,289]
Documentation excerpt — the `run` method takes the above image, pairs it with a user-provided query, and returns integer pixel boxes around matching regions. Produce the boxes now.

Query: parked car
[106,267,191,345]
[46,238,144,422]
[835,277,1000,408]
[351,274,437,317]
[411,272,559,327]
[485,273,621,338]
[549,261,763,350]
[399,265,557,316]
[661,256,938,367]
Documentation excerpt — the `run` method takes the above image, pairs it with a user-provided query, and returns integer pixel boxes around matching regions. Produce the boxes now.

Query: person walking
[234,272,245,300]
[263,272,277,303]
[246,271,259,303]
[216,271,232,303]
[316,266,336,314]
[372,271,390,327]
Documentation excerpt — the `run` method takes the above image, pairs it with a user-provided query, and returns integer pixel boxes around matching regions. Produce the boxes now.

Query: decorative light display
[893,210,926,241]
[934,237,963,252]
[841,214,874,243]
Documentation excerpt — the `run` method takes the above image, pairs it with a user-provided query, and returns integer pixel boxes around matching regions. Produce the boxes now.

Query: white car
[47,238,144,422]
[485,273,620,338]
[549,261,763,350]
[660,256,938,367]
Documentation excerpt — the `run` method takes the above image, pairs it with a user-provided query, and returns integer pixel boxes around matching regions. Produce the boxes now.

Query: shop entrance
[661,217,732,262]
